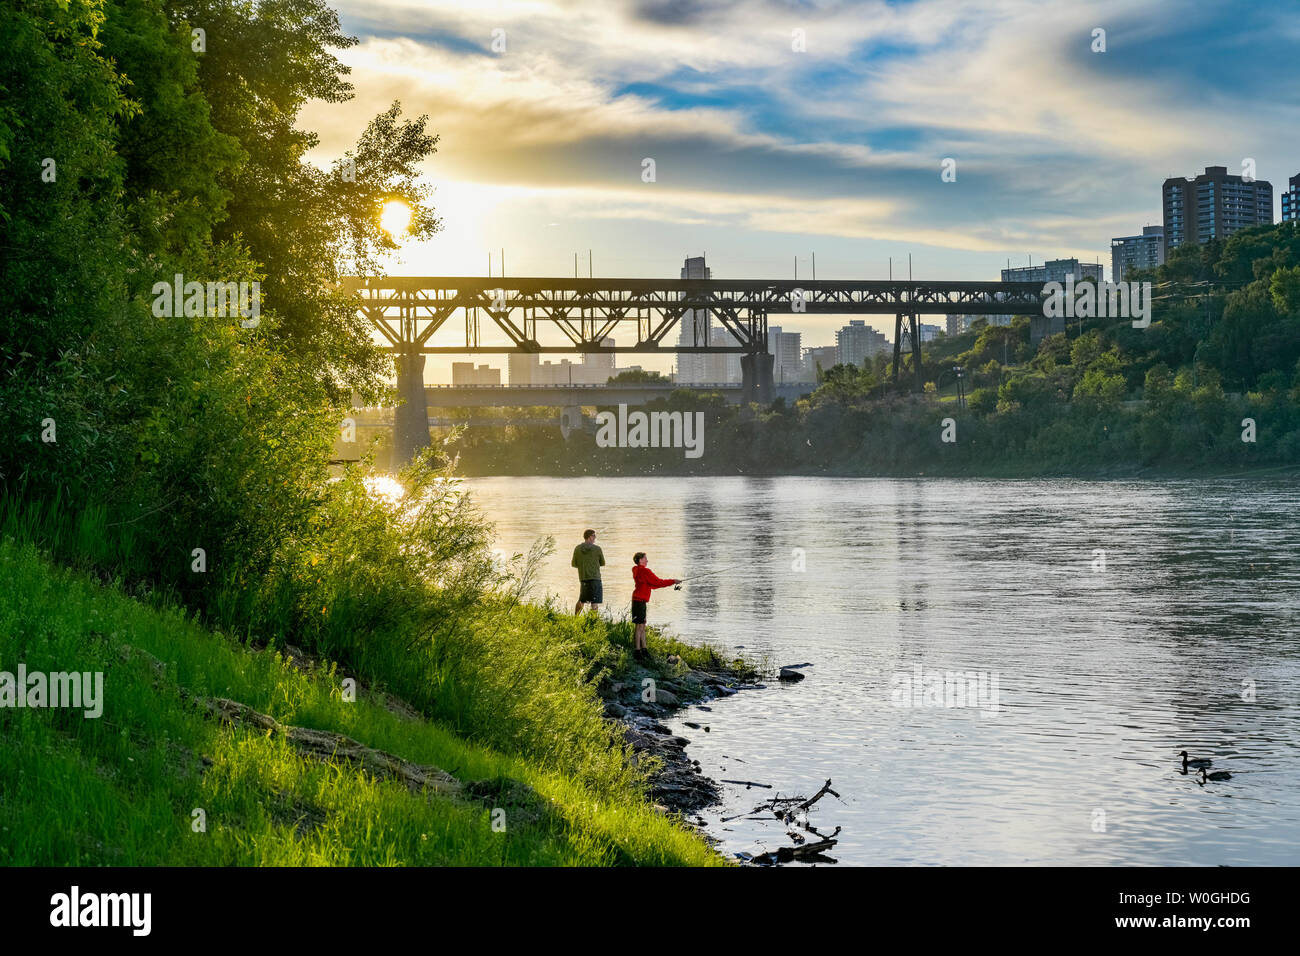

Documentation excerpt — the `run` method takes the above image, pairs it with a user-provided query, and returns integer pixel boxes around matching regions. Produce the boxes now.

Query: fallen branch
[192,696,461,797]
[799,778,839,811]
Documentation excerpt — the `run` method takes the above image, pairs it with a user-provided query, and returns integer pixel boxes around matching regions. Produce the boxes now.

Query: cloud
[306,0,1300,267]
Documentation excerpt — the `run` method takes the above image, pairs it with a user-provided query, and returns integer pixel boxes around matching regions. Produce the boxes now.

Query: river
[468,475,1300,865]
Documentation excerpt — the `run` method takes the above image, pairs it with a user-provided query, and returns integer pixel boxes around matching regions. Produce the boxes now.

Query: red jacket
[632,565,676,602]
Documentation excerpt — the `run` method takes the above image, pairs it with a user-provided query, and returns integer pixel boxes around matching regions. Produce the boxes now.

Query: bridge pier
[559,405,584,438]
[393,351,432,464]
[741,350,775,404]
[892,313,903,385]
[909,312,925,393]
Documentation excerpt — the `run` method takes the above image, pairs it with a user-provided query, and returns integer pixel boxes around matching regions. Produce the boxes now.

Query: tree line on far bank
[453,223,1300,476]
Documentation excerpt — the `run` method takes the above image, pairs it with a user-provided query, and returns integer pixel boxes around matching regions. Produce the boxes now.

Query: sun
[379,198,413,237]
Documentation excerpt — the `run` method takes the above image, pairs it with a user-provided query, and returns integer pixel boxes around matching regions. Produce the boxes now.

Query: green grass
[0,537,729,866]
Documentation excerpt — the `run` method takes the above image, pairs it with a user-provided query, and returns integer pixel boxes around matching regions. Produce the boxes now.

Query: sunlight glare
[380,199,413,237]
[364,474,406,506]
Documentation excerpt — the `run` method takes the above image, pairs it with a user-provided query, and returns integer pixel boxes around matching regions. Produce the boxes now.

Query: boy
[631,552,679,660]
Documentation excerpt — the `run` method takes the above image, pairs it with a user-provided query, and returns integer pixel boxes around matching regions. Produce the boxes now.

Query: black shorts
[631,599,647,624]
[579,579,603,604]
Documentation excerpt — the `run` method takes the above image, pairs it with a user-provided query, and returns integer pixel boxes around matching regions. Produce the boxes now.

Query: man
[572,529,606,614]
[631,552,679,660]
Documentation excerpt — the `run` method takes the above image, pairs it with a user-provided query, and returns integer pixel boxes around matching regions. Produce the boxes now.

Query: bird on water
[1179,751,1212,770]
[1198,767,1233,783]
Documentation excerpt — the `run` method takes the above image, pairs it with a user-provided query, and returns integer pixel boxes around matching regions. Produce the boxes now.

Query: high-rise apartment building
[1111,226,1165,282]
[768,326,803,383]
[451,362,502,385]
[507,352,537,385]
[1283,174,1300,223]
[706,327,742,384]
[675,256,711,384]
[1162,165,1273,254]
[802,345,839,380]
[509,338,617,385]
[836,320,889,367]
[1001,258,1104,284]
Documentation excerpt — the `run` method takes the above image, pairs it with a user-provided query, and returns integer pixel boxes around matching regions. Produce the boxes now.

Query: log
[192,695,461,797]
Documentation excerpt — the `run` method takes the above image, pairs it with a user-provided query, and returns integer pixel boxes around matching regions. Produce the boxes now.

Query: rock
[779,668,805,682]
[604,701,628,718]
[684,721,701,729]
[651,688,680,708]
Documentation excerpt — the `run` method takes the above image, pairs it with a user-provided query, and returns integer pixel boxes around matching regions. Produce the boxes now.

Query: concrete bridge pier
[741,350,775,404]
[393,350,432,464]
[559,405,584,438]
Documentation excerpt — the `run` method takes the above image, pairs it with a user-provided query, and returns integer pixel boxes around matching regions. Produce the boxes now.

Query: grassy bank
[0,535,733,866]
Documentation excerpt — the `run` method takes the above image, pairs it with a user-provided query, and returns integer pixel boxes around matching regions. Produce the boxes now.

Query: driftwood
[798,779,839,810]
[720,779,772,789]
[764,839,838,864]
[726,778,844,864]
[192,695,462,797]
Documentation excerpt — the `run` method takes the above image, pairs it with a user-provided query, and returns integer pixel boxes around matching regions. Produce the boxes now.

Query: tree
[608,369,669,384]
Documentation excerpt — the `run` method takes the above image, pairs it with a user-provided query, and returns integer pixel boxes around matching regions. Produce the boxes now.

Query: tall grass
[0,537,727,865]
[1,451,649,799]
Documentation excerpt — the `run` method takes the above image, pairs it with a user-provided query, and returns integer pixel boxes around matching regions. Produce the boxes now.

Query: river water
[468,476,1300,866]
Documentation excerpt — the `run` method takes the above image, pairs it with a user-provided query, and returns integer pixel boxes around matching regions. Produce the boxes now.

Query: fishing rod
[675,562,746,585]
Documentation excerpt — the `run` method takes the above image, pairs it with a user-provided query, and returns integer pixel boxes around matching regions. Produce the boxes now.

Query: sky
[300,0,1300,380]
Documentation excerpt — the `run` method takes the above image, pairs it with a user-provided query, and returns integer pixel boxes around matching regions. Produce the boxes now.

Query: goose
[1179,751,1212,770]
[1199,767,1232,782]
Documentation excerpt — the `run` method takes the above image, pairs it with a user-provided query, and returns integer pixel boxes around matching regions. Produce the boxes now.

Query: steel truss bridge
[341,276,1048,460]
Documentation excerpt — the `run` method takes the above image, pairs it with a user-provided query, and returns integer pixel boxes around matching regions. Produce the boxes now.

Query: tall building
[1283,174,1300,223]
[706,327,742,384]
[1163,165,1273,255]
[1001,258,1104,284]
[950,313,1011,333]
[675,256,711,384]
[581,337,615,373]
[768,326,803,383]
[1001,259,1102,345]
[1111,226,1165,282]
[836,320,889,367]
[802,345,839,380]
[451,362,501,385]
[508,352,538,385]
[509,338,619,385]
[918,323,942,343]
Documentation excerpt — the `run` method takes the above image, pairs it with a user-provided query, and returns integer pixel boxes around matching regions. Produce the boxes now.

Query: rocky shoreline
[597,652,764,821]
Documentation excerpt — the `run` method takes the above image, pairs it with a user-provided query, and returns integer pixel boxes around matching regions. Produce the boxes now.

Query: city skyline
[305,0,1300,380]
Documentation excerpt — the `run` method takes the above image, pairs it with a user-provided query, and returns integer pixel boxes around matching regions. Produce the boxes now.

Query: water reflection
[469,476,1300,865]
